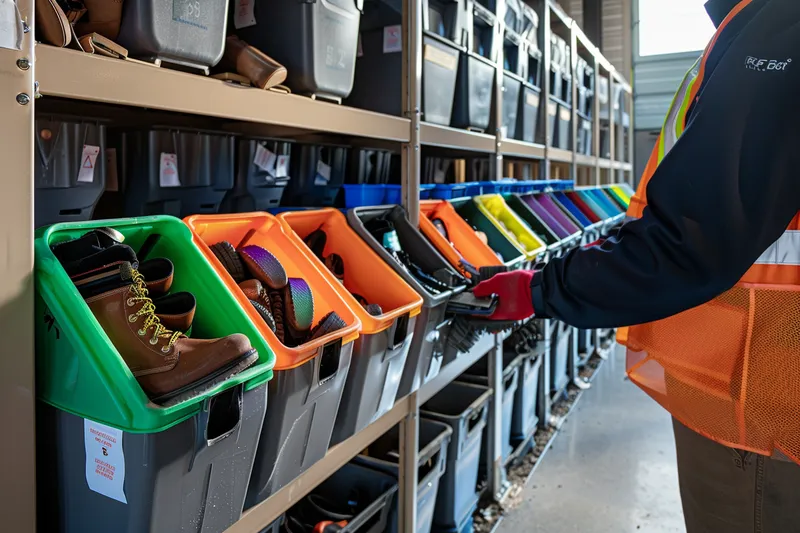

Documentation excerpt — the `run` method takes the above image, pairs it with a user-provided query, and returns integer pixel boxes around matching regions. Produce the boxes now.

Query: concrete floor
[498,347,686,533]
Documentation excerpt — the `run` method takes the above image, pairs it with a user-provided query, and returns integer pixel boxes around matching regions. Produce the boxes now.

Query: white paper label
[233,0,256,29]
[383,25,402,54]
[0,0,23,51]
[84,419,127,504]
[253,144,277,173]
[77,145,100,183]
[159,153,181,187]
[315,160,331,185]
[275,155,289,178]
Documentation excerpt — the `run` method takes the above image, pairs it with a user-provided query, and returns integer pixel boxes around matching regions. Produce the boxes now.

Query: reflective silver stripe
[662,58,702,156]
[755,231,800,266]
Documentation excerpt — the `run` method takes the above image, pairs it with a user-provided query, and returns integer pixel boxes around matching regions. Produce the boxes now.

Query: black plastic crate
[502,29,523,78]
[422,381,492,530]
[555,101,572,150]
[118,0,229,71]
[231,0,363,100]
[425,0,468,44]
[348,27,462,126]
[576,115,592,156]
[34,116,107,228]
[470,2,497,61]
[516,82,541,143]
[283,462,398,533]
[578,86,594,117]
[349,148,399,184]
[452,51,495,132]
[500,72,522,139]
[118,127,235,218]
[284,144,348,207]
[356,419,453,533]
[220,137,291,212]
[348,205,468,399]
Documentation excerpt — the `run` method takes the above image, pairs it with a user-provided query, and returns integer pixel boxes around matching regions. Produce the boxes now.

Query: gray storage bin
[517,82,540,143]
[284,144,348,207]
[347,27,462,126]
[119,127,235,218]
[502,29,523,77]
[220,138,291,212]
[332,314,417,445]
[512,351,543,441]
[422,381,492,530]
[550,321,571,395]
[500,72,522,139]
[561,72,573,104]
[577,328,595,359]
[546,99,558,146]
[117,0,229,71]
[283,462,398,533]
[576,115,592,155]
[578,86,593,117]
[231,0,362,100]
[34,116,106,228]
[356,419,453,533]
[347,205,467,399]
[246,345,354,506]
[459,354,521,463]
[37,384,267,533]
[519,3,539,46]
[523,44,542,88]
[452,51,495,132]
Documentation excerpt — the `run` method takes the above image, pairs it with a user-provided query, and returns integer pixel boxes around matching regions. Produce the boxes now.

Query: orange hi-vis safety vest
[620,0,800,463]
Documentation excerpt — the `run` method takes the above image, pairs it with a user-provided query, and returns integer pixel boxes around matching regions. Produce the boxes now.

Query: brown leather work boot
[76,261,258,405]
[75,0,124,40]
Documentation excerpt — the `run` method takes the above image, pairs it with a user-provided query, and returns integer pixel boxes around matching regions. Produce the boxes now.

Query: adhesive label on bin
[172,0,210,30]
[159,153,181,187]
[275,155,289,178]
[526,92,539,107]
[77,144,100,183]
[254,143,277,174]
[383,25,402,54]
[424,44,457,71]
[233,0,256,29]
[315,160,332,186]
[84,419,127,504]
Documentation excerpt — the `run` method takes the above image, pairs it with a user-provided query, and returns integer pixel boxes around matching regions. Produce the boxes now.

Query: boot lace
[126,268,182,353]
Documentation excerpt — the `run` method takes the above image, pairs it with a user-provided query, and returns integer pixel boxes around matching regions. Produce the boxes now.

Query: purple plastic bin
[522,195,572,240]
[535,194,582,234]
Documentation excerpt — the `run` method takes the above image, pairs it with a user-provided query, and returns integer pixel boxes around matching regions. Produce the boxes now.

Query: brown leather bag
[75,0,124,40]
[221,36,288,90]
[78,32,128,59]
[36,0,71,47]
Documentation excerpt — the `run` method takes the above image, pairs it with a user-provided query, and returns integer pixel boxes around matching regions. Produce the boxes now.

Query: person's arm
[530,19,800,329]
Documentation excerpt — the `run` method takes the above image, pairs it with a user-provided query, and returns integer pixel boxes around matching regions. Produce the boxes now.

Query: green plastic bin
[35,216,276,532]
[449,198,527,269]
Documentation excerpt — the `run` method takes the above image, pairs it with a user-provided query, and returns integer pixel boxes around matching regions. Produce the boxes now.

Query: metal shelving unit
[0,0,632,530]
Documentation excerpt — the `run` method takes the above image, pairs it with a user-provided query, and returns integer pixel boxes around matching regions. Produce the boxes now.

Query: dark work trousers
[673,419,800,533]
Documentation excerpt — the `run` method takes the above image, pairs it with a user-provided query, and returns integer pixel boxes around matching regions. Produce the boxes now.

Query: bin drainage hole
[207,387,240,441]
[59,208,82,216]
[318,340,342,384]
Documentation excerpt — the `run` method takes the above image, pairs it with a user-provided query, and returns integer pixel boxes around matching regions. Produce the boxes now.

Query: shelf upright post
[592,54,600,186]
[541,1,552,180]
[399,0,422,529]
[569,24,577,182]
[402,0,423,226]
[486,334,509,500]
[608,76,616,186]
[0,0,36,530]
[627,88,635,187]
[491,2,505,181]
[538,320,553,427]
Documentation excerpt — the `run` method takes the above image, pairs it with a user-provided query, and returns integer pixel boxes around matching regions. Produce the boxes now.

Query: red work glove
[473,270,535,321]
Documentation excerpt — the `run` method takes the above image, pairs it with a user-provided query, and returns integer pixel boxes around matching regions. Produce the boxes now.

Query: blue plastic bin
[385,184,403,205]
[463,183,482,197]
[432,184,468,200]
[420,184,437,199]
[343,184,387,208]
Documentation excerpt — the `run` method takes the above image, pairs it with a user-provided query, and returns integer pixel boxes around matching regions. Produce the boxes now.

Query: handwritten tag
[233,0,256,29]
[84,419,127,504]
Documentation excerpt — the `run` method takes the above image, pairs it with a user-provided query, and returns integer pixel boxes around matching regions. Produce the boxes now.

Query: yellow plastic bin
[473,194,547,265]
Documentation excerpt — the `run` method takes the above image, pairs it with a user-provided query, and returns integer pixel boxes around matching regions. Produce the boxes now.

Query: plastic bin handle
[342,486,398,532]
[190,385,244,470]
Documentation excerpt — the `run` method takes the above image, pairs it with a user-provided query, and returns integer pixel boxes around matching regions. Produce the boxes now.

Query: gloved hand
[473,270,535,321]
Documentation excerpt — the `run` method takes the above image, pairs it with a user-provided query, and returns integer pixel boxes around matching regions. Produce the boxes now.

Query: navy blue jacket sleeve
[530,2,800,329]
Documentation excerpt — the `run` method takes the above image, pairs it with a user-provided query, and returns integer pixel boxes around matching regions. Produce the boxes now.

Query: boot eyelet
[128,314,138,323]
[126,298,135,307]
[161,346,171,354]
[149,337,159,345]
[137,328,146,336]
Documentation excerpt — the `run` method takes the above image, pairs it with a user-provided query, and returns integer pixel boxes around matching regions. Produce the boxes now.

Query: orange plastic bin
[184,212,360,505]
[419,200,503,279]
[278,208,423,444]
